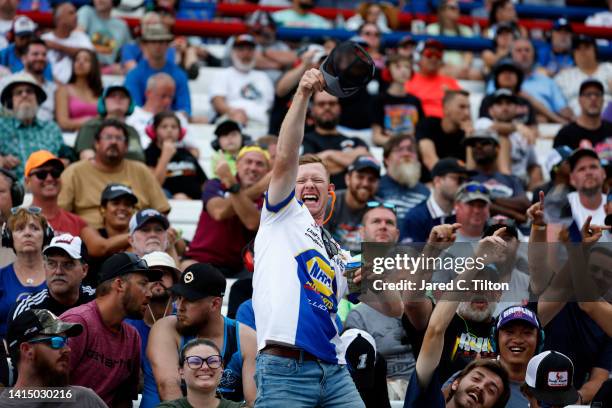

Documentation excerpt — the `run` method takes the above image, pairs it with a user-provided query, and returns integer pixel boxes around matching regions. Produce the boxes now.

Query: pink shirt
[60,300,141,406]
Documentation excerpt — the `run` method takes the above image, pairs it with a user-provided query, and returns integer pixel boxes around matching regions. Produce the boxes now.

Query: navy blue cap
[348,156,381,177]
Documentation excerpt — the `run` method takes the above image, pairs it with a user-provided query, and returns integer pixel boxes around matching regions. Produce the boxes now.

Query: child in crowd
[145,111,207,200]
[210,120,250,178]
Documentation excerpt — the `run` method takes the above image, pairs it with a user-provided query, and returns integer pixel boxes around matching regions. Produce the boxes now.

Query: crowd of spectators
[0,0,611,407]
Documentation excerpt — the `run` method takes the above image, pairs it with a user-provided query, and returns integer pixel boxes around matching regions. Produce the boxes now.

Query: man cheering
[253,67,402,407]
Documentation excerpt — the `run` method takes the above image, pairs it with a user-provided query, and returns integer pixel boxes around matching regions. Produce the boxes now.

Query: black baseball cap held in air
[170,263,227,301]
[320,41,375,98]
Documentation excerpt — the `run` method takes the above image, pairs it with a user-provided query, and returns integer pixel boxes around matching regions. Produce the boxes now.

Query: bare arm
[206,197,236,221]
[55,85,90,131]
[239,324,258,407]
[578,302,612,337]
[372,124,391,147]
[151,141,177,184]
[80,226,129,257]
[418,139,439,171]
[268,69,325,206]
[578,367,609,403]
[147,317,182,401]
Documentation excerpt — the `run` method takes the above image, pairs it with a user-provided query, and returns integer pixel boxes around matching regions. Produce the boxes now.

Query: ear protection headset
[489,307,545,355]
[97,87,135,117]
[145,117,187,142]
[0,169,24,207]
[1,212,54,252]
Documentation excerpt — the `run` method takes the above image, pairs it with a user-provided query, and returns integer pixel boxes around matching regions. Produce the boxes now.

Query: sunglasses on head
[30,168,62,180]
[462,184,489,194]
[11,206,42,215]
[366,201,397,214]
[29,336,68,350]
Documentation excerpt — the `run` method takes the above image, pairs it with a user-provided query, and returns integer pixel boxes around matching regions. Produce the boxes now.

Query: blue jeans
[254,352,365,408]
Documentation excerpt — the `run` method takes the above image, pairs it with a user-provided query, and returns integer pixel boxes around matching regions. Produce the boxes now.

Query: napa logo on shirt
[296,249,339,312]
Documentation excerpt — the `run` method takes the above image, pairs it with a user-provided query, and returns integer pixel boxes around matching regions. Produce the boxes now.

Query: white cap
[142,251,177,269]
[12,16,37,35]
[43,234,83,259]
[341,328,376,357]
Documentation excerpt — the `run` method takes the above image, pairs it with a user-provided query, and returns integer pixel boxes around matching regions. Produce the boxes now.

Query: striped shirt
[8,285,96,326]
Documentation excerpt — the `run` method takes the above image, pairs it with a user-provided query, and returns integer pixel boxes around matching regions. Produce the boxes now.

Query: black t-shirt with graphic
[145,144,208,199]
[372,92,424,137]
[402,304,496,383]
[553,121,612,162]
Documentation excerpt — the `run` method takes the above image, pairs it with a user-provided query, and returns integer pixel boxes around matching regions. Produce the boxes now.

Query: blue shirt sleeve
[172,68,191,116]
[121,44,141,64]
[124,67,145,107]
[550,78,568,112]
[43,64,53,82]
[403,368,446,408]
[235,299,256,331]
[595,337,612,371]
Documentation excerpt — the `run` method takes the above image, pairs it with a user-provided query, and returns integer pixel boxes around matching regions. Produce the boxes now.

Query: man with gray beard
[210,34,274,135]
[377,135,430,227]
[0,72,63,180]
[402,223,499,384]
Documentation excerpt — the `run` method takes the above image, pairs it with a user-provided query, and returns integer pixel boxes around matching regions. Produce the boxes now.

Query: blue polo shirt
[0,44,53,81]
[376,175,430,227]
[124,59,191,116]
[401,196,456,243]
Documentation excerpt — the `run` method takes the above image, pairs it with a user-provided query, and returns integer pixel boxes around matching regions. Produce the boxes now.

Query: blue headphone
[97,86,135,117]
[490,306,545,355]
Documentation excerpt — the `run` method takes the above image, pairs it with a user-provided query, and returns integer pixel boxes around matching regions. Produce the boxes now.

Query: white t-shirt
[41,31,94,84]
[208,67,274,126]
[253,190,349,363]
[126,106,190,149]
[568,191,607,232]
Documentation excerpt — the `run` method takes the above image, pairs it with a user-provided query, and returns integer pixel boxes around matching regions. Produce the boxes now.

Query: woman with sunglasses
[157,338,247,408]
[0,208,49,337]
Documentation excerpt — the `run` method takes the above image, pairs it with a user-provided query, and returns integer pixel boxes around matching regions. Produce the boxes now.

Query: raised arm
[267,69,325,206]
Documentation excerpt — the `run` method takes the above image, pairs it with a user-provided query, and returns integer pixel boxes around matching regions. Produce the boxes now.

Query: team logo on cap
[184,271,194,283]
[141,208,161,217]
[547,371,568,387]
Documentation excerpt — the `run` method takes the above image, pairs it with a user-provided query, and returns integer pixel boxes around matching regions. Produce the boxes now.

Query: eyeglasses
[185,355,222,370]
[30,168,62,181]
[11,206,42,215]
[362,31,380,37]
[580,91,603,98]
[462,184,489,194]
[12,88,35,97]
[45,259,78,271]
[99,134,126,142]
[28,336,68,350]
[367,201,397,214]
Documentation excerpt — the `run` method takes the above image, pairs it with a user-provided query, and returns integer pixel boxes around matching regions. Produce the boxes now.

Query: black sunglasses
[30,168,62,180]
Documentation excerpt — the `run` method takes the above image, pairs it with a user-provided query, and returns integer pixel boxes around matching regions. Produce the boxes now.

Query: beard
[34,353,69,387]
[231,53,256,72]
[474,154,496,167]
[456,301,496,323]
[14,105,38,122]
[388,161,421,188]
[314,116,339,130]
[122,288,145,319]
[176,315,208,337]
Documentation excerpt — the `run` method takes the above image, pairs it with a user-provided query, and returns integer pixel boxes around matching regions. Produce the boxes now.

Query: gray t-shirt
[77,5,132,66]
[0,386,107,407]
[326,190,371,253]
[344,303,415,380]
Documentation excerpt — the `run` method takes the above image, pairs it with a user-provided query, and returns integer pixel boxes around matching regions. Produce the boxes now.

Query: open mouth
[301,194,319,204]
[467,390,481,404]
[508,346,525,354]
